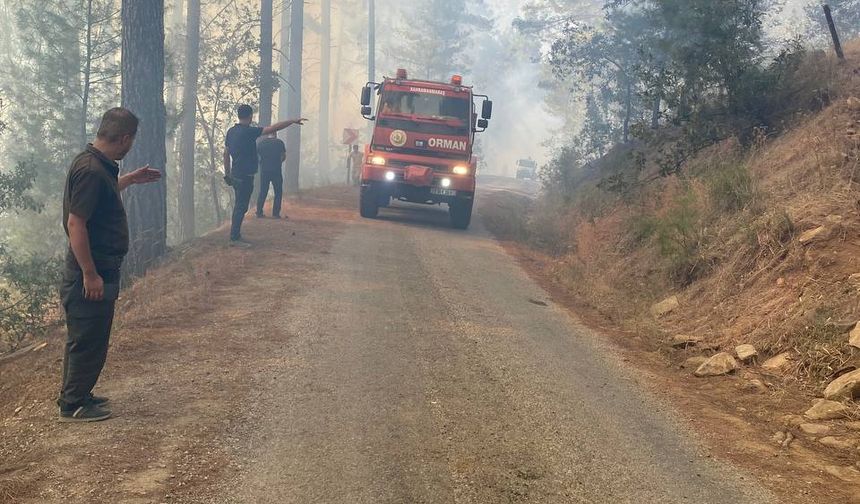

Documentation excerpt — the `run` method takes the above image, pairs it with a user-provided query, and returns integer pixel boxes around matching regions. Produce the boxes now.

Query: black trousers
[231,175,255,240]
[256,170,283,217]
[58,266,119,411]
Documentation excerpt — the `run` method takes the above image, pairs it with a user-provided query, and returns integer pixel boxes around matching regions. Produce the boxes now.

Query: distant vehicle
[515,158,538,180]
[358,68,493,229]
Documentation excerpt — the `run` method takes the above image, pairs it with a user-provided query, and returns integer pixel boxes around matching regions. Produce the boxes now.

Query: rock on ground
[818,436,857,451]
[798,226,829,244]
[682,356,709,370]
[799,423,832,436]
[849,325,860,349]
[694,353,739,377]
[735,344,758,362]
[670,334,703,348]
[652,296,680,318]
[824,369,860,401]
[804,400,850,421]
[761,352,792,373]
[824,465,860,483]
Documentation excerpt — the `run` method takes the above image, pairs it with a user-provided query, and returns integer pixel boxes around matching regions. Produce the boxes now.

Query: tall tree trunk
[318,0,331,180]
[277,0,290,129]
[80,0,93,148]
[178,0,200,242]
[121,0,167,277]
[285,0,303,195]
[622,79,632,144]
[259,0,273,126]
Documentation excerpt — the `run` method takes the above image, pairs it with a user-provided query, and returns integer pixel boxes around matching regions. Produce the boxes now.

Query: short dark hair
[96,108,139,142]
[237,104,253,119]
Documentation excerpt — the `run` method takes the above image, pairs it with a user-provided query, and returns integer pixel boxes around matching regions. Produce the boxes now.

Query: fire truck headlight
[371,156,387,166]
[452,165,469,175]
[384,171,396,181]
[441,178,452,188]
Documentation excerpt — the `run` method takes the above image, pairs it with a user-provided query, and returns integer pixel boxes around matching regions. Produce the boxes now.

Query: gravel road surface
[219,193,775,504]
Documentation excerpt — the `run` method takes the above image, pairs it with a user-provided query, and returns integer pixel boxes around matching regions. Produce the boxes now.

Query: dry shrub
[117,241,245,330]
[774,311,854,386]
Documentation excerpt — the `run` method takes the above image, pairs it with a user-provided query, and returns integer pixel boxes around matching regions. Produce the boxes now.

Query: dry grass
[488,41,860,393]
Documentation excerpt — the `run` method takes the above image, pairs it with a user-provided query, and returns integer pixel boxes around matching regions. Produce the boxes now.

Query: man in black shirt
[255,132,287,219]
[224,105,305,244]
[59,107,161,422]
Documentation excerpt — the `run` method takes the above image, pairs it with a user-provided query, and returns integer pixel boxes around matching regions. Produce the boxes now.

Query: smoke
[469,0,561,177]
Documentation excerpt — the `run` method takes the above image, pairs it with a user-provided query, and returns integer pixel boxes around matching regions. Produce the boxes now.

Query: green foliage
[651,188,711,285]
[704,161,757,214]
[0,161,41,213]
[393,0,490,81]
[0,246,61,352]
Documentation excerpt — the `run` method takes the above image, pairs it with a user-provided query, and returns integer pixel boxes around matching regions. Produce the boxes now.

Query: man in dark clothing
[223,105,305,244]
[255,132,287,219]
[59,107,161,422]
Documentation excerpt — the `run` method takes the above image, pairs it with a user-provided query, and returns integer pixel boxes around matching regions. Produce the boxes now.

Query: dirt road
[214,189,773,503]
[4,184,836,503]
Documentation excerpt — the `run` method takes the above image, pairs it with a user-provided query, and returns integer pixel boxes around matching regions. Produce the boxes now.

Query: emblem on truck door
[390,130,407,147]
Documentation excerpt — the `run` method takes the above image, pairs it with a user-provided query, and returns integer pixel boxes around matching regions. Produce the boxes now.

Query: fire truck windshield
[378,91,470,135]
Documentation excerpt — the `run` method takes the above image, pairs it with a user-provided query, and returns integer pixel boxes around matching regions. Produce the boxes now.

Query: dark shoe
[86,393,109,406]
[272,215,282,220]
[229,238,253,248]
[255,213,266,218]
[59,404,112,423]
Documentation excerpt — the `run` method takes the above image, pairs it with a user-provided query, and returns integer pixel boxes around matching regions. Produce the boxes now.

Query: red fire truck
[358,69,493,229]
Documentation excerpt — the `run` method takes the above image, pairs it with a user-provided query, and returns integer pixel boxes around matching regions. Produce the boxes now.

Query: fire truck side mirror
[361,106,373,119]
[360,86,372,106]
[481,100,493,120]
[477,119,489,129]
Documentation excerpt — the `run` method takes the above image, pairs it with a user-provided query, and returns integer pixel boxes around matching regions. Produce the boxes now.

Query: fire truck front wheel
[449,199,473,230]
[360,185,380,218]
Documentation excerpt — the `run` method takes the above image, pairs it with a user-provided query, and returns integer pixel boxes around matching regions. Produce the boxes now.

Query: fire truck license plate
[431,188,456,196]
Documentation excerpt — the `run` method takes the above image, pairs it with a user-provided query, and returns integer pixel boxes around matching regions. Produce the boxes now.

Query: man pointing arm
[223,104,306,245]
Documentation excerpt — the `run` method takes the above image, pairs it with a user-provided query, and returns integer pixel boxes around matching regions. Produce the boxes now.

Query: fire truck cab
[359,69,493,229]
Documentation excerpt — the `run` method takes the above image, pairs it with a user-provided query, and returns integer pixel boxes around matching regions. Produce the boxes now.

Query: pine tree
[393,0,489,80]
[121,0,168,276]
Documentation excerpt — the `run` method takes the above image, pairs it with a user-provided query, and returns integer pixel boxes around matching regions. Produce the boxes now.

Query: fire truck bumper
[362,165,475,205]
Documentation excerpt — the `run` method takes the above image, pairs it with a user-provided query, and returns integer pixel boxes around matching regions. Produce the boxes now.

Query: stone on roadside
[771,431,787,445]
[850,325,860,350]
[761,352,792,373]
[735,344,758,362]
[804,399,850,420]
[739,378,768,393]
[824,465,860,483]
[823,369,860,401]
[671,334,703,348]
[652,296,680,318]
[818,436,857,451]
[682,356,709,370]
[799,423,831,436]
[780,414,805,427]
[798,226,828,244]
[694,352,739,377]
[849,97,860,111]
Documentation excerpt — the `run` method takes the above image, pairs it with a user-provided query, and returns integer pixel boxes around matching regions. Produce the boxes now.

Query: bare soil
[0,189,354,503]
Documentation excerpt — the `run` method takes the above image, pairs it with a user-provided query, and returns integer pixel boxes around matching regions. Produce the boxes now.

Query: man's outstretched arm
[262,118,308,136]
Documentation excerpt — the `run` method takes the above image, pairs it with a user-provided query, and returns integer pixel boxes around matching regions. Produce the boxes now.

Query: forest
[0,0,856,354]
